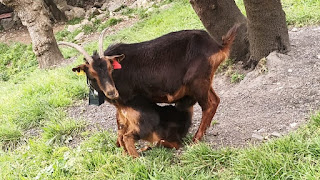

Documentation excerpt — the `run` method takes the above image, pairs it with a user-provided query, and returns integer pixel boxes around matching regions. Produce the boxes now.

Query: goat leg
[138,145,152,153]
[122,132,139,158]
[156,140,181,149]
[193,88,220,142]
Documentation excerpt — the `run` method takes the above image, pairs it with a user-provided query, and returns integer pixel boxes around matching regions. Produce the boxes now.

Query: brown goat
[59,24,238,143]
[115,96,192,157]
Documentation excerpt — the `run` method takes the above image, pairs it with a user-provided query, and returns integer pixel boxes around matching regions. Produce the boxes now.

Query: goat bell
[88,87,105,106]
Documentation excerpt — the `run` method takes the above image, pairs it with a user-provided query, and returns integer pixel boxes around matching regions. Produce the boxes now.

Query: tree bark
[0,3,12,14]
[190,0,249,63]
[44,0,67,22]
[66,0,84,7]
[243,0,290,67]
[0,0,64,68]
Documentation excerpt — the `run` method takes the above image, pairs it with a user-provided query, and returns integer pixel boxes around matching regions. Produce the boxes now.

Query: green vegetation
[231,72,245,83]
[235,0,320,26]
[56,28,82,42]
[1,114,320,179]
[0,43,37,81]
[56,17,123,42]
[67,17,84,25]
[282,0,320,26]
[121,7,149,19]
[1,0,320,179]
[97,18,123,31]
[0,43,87,149]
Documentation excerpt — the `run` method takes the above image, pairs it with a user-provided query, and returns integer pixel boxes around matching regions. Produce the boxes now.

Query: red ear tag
[112,61,122,69]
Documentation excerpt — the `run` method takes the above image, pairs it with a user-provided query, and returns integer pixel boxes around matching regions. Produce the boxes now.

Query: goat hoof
[192,136,201,143]
[116,141,120,147]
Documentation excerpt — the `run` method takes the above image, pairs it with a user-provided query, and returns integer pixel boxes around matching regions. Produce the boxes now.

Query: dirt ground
[67,25,320,148]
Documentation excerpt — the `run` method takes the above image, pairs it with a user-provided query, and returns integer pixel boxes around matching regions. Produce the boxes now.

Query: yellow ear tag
[77,69,85,76]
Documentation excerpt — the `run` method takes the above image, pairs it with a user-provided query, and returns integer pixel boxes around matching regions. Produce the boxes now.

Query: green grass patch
[97,18,123,31]
[0,45,88,147]
[231,72,245,83]
[67,17,84,25]
[0,43,37,81]
[0,122,22,150]
[2,115,320,179]
[43,116,86,145]
[235,0,320,26]
[282,0,320,26]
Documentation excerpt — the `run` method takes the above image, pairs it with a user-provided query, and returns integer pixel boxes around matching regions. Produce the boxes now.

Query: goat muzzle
[104,89,119,100]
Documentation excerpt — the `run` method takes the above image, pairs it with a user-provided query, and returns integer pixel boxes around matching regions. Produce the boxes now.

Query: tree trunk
[44,0,67,22]
[0,3,12,14]
[190,0,249,63]
[0,0,64,68]
[66,0,84,7]
[243,0,290,67]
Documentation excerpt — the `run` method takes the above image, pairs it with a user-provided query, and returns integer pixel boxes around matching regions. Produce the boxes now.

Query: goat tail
[221,24,240,54]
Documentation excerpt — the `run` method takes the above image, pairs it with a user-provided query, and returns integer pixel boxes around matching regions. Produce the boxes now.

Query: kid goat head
[58,29,125,100]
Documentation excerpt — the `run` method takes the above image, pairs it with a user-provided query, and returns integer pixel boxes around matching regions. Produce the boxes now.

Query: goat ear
[114,54,125,62]
[105,54,125,62]
[72,64,87,72]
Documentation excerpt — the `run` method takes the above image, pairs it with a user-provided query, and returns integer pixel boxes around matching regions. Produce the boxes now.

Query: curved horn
[58,41,94,64]
[98,28,108,57]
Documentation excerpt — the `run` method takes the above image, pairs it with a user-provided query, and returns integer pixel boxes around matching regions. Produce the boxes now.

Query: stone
[288,69,293,73]
[252,133,264,141]
[290,122,298,128]
[0,34,5,41]
[81,19,93,26]
[131,0,155,9]
[1,18,15,30]
[317,55,320,59]
[86,7,100,18]
[71,7,85,18]
[146,7,155,14]
[64,10,74,20]
[291,27,298,32]
[93,1,104,8]
[212,130,219,136]
[54,0,71,12]
[101,2,109,11]
[90,18,96,23]
[74,32,85,41]
[67,24,81,32]
[108,1,124,12]
[257,128,266,133]
[160,4,172,10]
[96,14,107,21]
[270,132,281,137]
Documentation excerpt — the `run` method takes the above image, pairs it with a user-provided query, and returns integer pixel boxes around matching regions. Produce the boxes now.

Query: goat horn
[98,28,108,57]
[58,41,94,64]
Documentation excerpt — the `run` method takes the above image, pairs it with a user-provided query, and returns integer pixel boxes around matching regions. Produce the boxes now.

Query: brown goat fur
[72,24,239,142]
[115,96,193,157]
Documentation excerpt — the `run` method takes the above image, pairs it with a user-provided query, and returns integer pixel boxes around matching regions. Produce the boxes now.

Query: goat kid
[59,24,238,142]
[115,96,192,158]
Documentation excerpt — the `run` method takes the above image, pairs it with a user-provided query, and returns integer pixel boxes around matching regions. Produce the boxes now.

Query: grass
[42,114,86,145]
[0,43,37,81]
[235,0,320,26]
[1,0,320,179]
[231,72,245,83]
[56,17,123,42]
[1,114,320,179]
[97,18,123,31]
[282,0,320,26]
[0,42,88,148]
[67,18,84,25]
